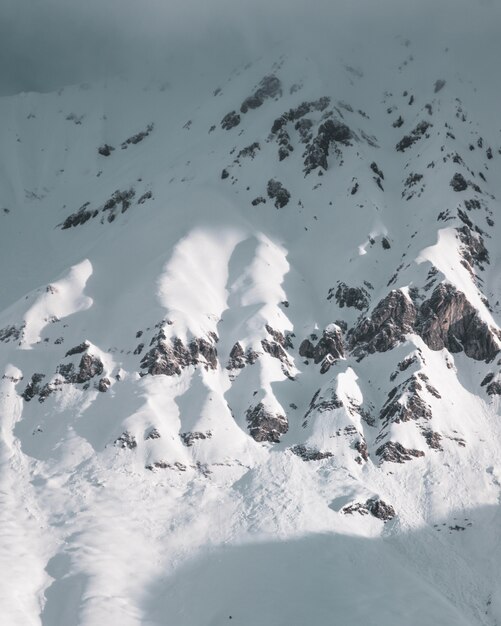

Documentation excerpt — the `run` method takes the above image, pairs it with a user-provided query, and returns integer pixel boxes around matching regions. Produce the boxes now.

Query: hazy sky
[1,0,500,95]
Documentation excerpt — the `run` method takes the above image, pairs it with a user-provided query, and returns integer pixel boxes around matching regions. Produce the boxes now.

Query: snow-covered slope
[1,30,501,626]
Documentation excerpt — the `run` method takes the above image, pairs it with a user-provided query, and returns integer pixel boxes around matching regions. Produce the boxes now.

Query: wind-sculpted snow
[1,31,501,626]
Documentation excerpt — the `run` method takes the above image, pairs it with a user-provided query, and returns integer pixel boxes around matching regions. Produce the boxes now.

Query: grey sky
[1,0,500,95]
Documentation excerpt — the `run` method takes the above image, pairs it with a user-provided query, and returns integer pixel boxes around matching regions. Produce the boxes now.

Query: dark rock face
[330,282,370,310]
[267,179,290,208]
[342,502,370,516]
[379,376,432,426]
[290,444,333,461]
[61,202,98,229]
[137,191,152,205]
[423,429,443,450]
[457,226,489,269]
[62,187,137,229]
[23,350,104,402]
[75,354,104,383]
[221,111,241,130]
[481,373,495,387]
[145,428,161,440]
[295,118,314,144]
[298,339,315,359]
[261,338,290,365]
[120,123,154,149]
[376,441,425,463]
[269,97,333,163]
[349,284,499,363]
[354,439,369,462]
[342,498,395,521]
[303,118,353,174]
[246,403,288,443]
[370,162,384,179]
[22,373,46,402]
[180,431,212,447]
[434,79,446,93]
[402,172,424,200]
[188,337,218,368]
[312,327,345,364]
[396,120,432,152]
[146,461,188,472]
[133,343,144,355]
[302,389,343,427]
[0,324,23,343]
[226,342,260,370]
[366,498,396,521]
[98,144,114,156]
[450,173,468,192]
[271,97,330,135]
[227,342,246,369]
[98,377,111,392]
[65,342,89,357]
[114,432,137,449]
[299,326,344,370]
[102,188,135,219]
[240,75,282,113]
[57,354,104,385]
[141,330,218,376]
[417,284,498,361]
[487,381,501,396]
[251,196,266,206]
[237,142,260,159]
[349,290,417,357]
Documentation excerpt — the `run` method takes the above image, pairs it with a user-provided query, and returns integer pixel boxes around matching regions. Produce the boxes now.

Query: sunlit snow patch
[21,259,93,348]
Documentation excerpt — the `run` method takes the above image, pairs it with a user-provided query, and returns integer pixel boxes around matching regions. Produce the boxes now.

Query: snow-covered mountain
[1,21,501,626]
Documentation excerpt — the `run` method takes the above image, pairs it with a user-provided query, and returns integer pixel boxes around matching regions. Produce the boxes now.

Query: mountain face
[1,30,501,626]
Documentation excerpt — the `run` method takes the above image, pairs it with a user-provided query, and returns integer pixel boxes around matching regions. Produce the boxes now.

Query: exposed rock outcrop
[376,441,425,463]
[342,498,395,521]
[417,284,498,361]
[290,445,333,461]
[246,403,288,443]
[141,331,218,376]
[240,75,282,113]
[98,377,111,392]
[65,342,89,357]
[180,431,212,446]
[120,123,154,149]
[457,226,489,270]
[21,373,46,402]
[98,144,114,156]
[450,173,468,192]
[379,376,432,426]
[221,111,241,130]
[366,498,396,520]
[349,290,417,358]
[349,284,499,362]
[75,353,104,383]
[302,388,343,427]
[303,118,353,174]
[114,432,137,449]
[396,120,432,152]
[299,326,344,367]
[330,282,370,310]
[267,179,290,208]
